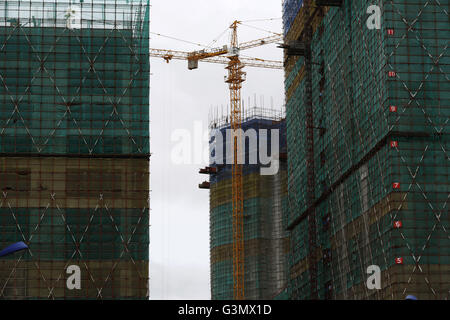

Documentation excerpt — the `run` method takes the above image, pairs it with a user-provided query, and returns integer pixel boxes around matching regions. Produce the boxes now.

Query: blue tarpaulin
[0,242,28,258]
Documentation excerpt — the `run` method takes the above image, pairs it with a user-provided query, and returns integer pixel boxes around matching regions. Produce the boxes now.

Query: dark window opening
[66,169,122,198]
[0,169,31,198]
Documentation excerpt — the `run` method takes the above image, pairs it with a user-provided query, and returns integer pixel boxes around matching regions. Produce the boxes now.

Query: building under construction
[206,107,289,300]
[283,0,449,299]
[0,0,149,299]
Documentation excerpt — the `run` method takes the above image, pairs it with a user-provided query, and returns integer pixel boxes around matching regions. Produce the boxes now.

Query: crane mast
[225,21,245,300]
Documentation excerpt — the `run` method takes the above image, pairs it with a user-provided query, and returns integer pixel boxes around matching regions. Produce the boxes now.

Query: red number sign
[394,221,402,229]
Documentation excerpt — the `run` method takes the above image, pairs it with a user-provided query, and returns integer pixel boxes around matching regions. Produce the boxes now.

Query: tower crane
[150,21,283,300]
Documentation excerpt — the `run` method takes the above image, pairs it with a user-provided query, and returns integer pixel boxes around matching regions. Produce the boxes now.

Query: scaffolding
[283,0,449,299]
[209,106,285,129]
[208,110,289,300]
[0,0,150,299]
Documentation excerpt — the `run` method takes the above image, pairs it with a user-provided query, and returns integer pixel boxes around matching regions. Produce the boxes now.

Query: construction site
[0,0,149,299]
[0,0,448,301]
[283,0,449,299]
[205,107,288,300]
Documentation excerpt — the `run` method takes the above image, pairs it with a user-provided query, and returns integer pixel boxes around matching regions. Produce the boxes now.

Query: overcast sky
[149,0,285,300]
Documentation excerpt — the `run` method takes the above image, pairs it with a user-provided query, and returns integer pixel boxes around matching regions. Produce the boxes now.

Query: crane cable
[206,27,230,49]
[240,17,282,23]
[150,31,208,48]
[238,22,282,36]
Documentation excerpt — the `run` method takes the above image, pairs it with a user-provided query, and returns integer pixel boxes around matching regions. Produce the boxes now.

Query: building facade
[283,0,449,299]
[208,108,289,300]
[0,0,150,299]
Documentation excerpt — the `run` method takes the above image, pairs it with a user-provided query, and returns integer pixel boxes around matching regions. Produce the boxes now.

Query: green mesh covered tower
[283,0,449,299]
[208,108,289,300]
[0,0,149,299]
